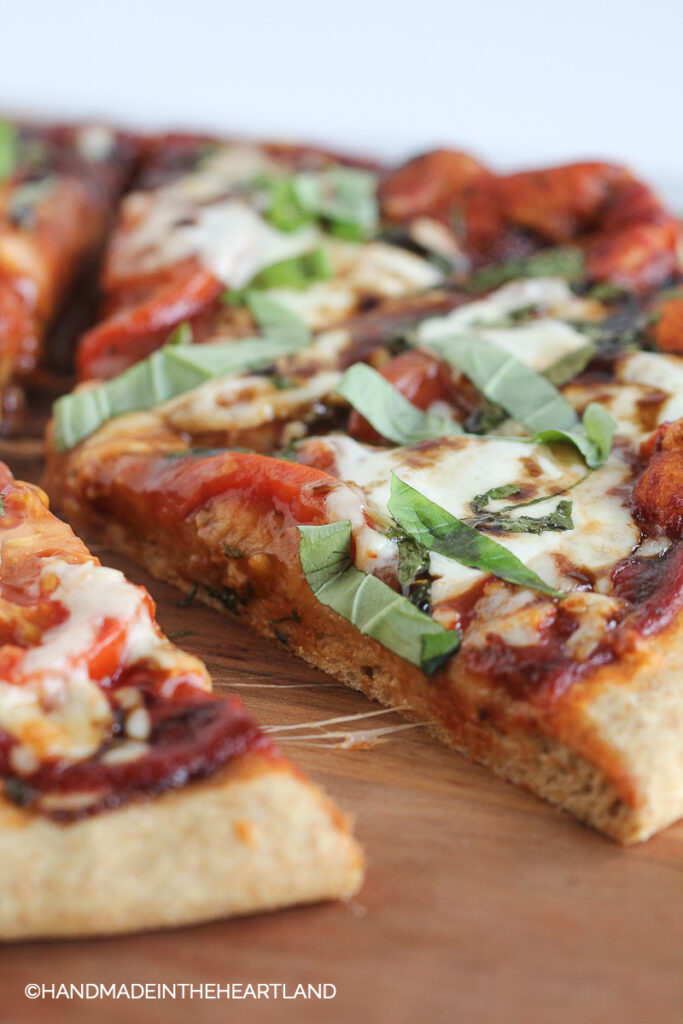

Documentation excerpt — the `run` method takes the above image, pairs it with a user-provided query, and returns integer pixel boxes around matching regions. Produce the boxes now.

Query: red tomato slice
[77,259,223,380]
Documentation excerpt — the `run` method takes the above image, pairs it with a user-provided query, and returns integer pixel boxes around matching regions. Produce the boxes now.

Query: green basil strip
[264,167,378,239]
[464,247,586,295]
[335,363,462,445]
[245,292,311,335]
[298,520,460,676]
[0,121,17,182]
[53,332,310,451]
[250,246,333,290]
[388,475,563,598]
[533,401,616,469]
[428,334,615,467]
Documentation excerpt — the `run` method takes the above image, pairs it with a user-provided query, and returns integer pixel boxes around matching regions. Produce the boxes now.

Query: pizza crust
[69,497,682,846]
[0,752,363,940]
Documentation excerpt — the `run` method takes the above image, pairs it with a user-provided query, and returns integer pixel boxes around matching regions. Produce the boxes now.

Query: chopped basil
[0,121,17,182]
[245,292,310,334]
[470,483,522,511]
[387,475,563,598]
[263,167,378,240]
[223,249,333,307]
[464,247,586,295]
[386,523,433,611]
[335,363,462,445]
[429,334,615,467]
[204,583,247,615]
[298,520,460,675]
[469,484,574,534]
[542,343,596,387]
[250,246,333,290]
[53,331,310,451]
[0,494,5,516]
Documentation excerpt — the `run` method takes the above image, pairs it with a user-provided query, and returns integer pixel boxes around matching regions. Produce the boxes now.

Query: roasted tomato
[77,258,223,380]
[633,420,683,535]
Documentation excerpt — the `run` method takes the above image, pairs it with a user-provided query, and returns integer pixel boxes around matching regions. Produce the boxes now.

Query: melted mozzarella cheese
[164,145,282,205]
[617,351,683,424]
[0,557,206,766]
[22,559,162,675]
[263,241,442,329]
[118,196,322,290]
[161,370,342,433]
[417,277,595,372]
[315,434,640,602]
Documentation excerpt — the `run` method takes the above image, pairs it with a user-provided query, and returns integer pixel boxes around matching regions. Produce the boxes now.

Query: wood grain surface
[0,451,681,1024]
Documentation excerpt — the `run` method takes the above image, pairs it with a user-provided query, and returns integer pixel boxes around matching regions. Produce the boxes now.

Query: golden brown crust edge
[0,754,364,941]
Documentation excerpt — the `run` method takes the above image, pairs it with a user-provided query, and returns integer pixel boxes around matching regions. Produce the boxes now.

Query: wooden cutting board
[0,453,681,1024]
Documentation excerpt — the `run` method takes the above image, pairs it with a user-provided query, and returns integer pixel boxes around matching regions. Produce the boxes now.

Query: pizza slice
[74,132,452,380]
[46,244,683,845]
[73,141,679,390]
[0,462,362,940]
[0,118,136,427]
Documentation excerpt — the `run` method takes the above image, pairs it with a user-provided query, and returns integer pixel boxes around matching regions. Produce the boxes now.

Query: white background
[1,0,681,198]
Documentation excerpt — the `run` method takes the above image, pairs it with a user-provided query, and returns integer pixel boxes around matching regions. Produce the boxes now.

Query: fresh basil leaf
[53,331,310,451]
[250,246,333,290]
[532,401,616,469]
[245,292,310,337]
[420,631,462,676]
[262,166,378,238]
[464,247,586,295]
[432,334,577,431]
[335,363,462,445]
[464,342,595,434]
[264,177,316,232]
[293,167,378,239]
[0,121,17,182]
[297,520,460,675]
[541,342,596,387]
[387,475,563,598]
[429,334,615,467]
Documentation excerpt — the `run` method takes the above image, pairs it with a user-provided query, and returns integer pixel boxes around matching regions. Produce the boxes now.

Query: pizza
[41,137,683,848]
[0,461,362,939]
[0,119,136,431]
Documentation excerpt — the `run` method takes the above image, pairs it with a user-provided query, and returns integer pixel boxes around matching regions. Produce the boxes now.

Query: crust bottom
[0,754,363,941]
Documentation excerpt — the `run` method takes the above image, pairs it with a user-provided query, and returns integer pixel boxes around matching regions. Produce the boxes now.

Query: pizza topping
[54,331,311,450]
[462,247,586,294]
[297,519,460,675]
[336,363,462,445]
[262,166,379,240]
[424,333,616,467]
[0,689,271,821]
[0,471,275,819]
[0,121,17,182]
[303,432,641,603]
[387,474,563,597]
